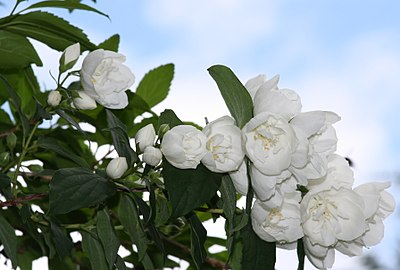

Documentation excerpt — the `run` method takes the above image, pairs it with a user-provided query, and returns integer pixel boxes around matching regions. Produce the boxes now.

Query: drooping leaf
[136,64,174,108]
[0,30,42,69]
[106,109,137,165]
[23,1,109,18]
[0,214,18,268]
[241,221,276,270]
[50,221,74,258]
[97,208,120,270]
[208,65,253,128]
[98,34,120,52]
[48,167,116,215]
[81,230,109,270]
[162,161,221,218]
[186,212,207,270]
[3,11,96,51]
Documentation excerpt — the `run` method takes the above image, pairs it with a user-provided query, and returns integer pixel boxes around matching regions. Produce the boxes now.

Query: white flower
[290,111,340,183]
[80,49,135,109]
[72,91,97,110]
[243,112,298,175]
[229,160,248,195]
[251,192,303,245]
[47,90,62,107]
[244,74,279,100]
[201,116,244,173]
[135,124,156,152]
[106,157,128,179]
[62,43,80,66]
[303,237,335,269]
[252,77,301,120]
[143,146,162,166]
[161,125,207,169]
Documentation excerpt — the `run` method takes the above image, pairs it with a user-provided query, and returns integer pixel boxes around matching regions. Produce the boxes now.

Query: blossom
[135,124,156,152]
[161,125,207,169]
[72,91,97,110]
[252,192,303,245]
[143,146,162,166]
[80,49,135,109]
[47,90,62,107]
[229,160,248,195]
[106,157,128,179]
[242,112,299,175]
[201,116,244,173]
[61,43,80,67]
[244,74,279,100]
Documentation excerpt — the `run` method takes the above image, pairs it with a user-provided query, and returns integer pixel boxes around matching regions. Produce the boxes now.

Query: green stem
[12,121,40,196]
[9,0,20,16]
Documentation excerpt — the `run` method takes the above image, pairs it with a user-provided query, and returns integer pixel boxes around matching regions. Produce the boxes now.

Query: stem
[9,0,20,16]
[12,121,40,196]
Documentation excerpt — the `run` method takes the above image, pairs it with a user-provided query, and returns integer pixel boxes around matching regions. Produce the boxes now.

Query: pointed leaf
[208,65,253,128]
[158,109,183,130]
[50,221,73,258]
[24,1,109,18]
[98,34,120,52]
[136,64,174,108]
[0,214,18,268]
[187,212,207,269]
[81,231,109,270]
[49,167,116,215]
[97,208,120,270]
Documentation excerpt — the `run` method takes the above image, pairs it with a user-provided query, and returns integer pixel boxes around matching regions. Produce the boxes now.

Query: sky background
[2,0,400,269]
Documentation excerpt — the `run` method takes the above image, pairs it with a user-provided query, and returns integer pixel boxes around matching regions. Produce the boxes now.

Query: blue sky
[2,0,400,269]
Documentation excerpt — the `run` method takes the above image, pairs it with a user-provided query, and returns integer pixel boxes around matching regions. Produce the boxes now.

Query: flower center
[310,195,338,222]
[206,134,232,162]
[253,123,282,151]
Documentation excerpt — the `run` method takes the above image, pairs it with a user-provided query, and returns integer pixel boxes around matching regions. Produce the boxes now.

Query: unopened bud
[158,124,170,138]
[47,90,62,107]
[72,91,97,110]
[0,152,10,165]
[143,146,162,166]
[6,133,17,151]
[135,124,156,152]
[106,157,128,179]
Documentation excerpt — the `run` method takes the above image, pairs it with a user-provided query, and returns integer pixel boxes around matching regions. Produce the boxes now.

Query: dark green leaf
[50,221,73,258]
[56,109,86,134]
[118,194,151,263]
[81,231,109,270]
[24,1,109,18]
[115,255,127,270]
[97,208,120,270]
[0,214,18,268]
[38,136,90,168]
[163,161,221,218]
[208,65,253,128]
[187,212,207,269]
[48,167,116,215]
[297,238,305,270]
[0,173,11,189]
[136,64,174,108]
[98,34,120,52]
[3,11,96,51]
[158,109,183,130]
[241,221,276,270]
[0,30,42,68]
[106,109,137,165]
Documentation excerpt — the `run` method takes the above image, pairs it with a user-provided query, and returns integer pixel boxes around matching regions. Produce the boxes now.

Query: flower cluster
[158,74,395,269]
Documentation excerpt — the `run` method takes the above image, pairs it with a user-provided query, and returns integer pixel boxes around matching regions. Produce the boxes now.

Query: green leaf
[241,221,276,270]
[3,11,96,51]
[115,255,127,270]
[0,214,18,268]
[158,109,183,130]
[0,30,42,69]
[136,64,174,108]
[56,109,86,134]
[0,173,11,189]
[297,238,305,270]
[48,167,116,215]
[81,231,109,270]
[50,221,73,258]
[208,65,253,128]
[187,212,207,269]
[162,161,221,218]
[98,34,120,52]
[118,194,151,262]
[38,136,90,168]
[97,208,120,270]
[23,1,109,18]
[106,109,137,165]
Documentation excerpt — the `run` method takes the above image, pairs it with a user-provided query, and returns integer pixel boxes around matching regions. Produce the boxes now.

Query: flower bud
[47,90,62,107]
[6,133,17,151]
[72,91,97,110]
[135,124,156,152]
[0,152,10,166]
[143,146,162,166]
[59,43,80,72]
[106,157,128,179]
[158,123,170,138]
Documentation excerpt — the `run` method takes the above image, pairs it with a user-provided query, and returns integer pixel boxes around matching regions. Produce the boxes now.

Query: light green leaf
[81,231,109,270]
[106,109,137,165]
[48,167,116,215]
[98,34,120,52]
[136,64,174,108]
[162,161,221,218]
[23,1,109,18]
[0,30,42,69]
[3,11,96,51]
[97,208,120,270]
[187,212,207,269]
[208,65,253,128]
[0,214,18,268]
